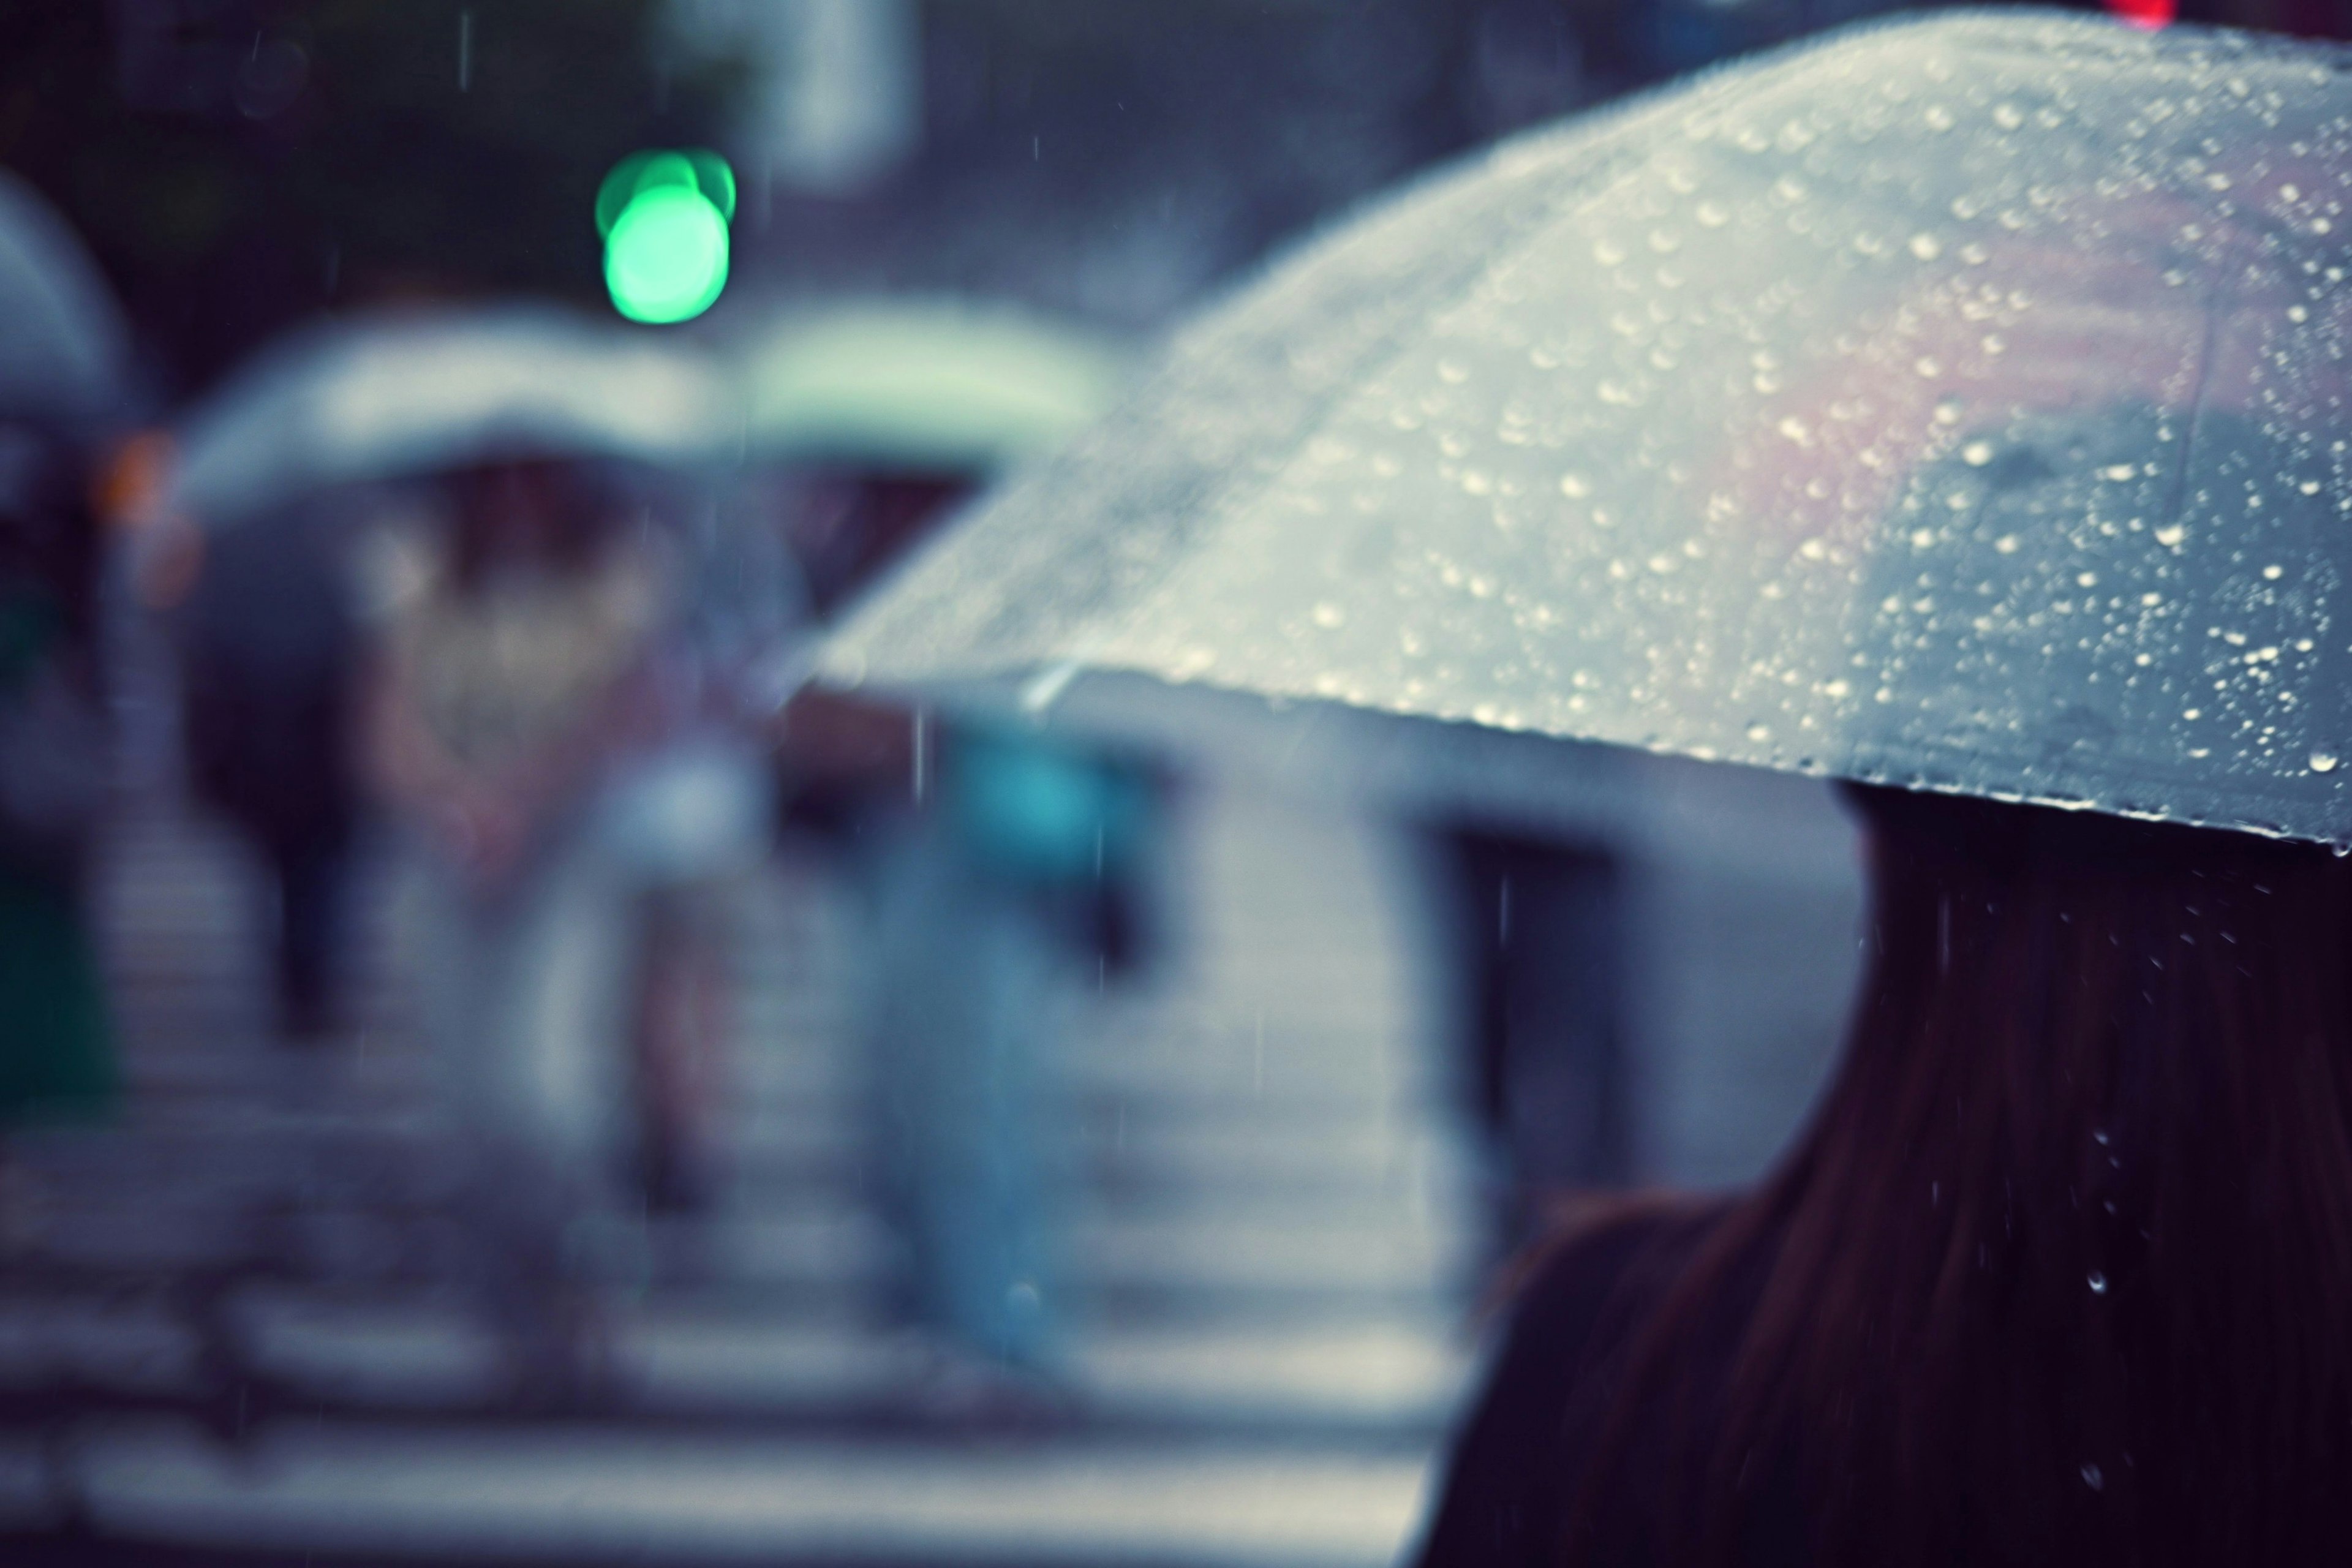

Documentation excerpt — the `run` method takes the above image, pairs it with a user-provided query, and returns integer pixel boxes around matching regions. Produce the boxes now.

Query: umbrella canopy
[823,10,2352,848]
[168,305,731,528]
[0,169,129,423]
[738,298,1128,472]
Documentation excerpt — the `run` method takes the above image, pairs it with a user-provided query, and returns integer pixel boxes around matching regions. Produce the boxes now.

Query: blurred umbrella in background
[820,10,2352,851]
[740,297,1127,475]
[733,296,1129,674]
[166,304,731,530]
[0,172,126,1137]
[154,304,731,1048]
[0,169,130,426]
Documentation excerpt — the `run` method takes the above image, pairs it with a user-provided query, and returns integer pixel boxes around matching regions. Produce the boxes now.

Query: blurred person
[1414,784,2352,1566]
[858,723,1155,1403]
[363,458,757,1399]
[0,423,115,1234]
[179,498,361,1044]
[768,473,1163,1411]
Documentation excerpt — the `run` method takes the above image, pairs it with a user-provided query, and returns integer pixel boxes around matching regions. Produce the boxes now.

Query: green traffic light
[600,148,736,324]
[605,184,729,324]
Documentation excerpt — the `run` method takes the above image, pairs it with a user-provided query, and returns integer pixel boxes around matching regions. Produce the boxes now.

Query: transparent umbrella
[0,169,129,422]
[167,304,731,529]
[824,10,2352,847]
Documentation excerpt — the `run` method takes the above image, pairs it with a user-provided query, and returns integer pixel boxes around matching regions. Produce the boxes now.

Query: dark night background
[5,0,2344,408]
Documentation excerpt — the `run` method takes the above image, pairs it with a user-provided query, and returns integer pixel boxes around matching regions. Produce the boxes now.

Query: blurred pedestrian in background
[860,717,1156,1403]
[0,168,127,1243]
[179,497,361,1044]
[739,298,1159,1407]
[0,424,116,1156]
[363,457,701,1400]
[772,477,1162,1414]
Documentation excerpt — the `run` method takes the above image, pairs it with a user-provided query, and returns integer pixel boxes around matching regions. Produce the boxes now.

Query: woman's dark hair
[1564,785,2352,1565]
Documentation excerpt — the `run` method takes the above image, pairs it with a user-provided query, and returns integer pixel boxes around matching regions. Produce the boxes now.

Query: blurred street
[15,5,2341,1564]
[3,764,1479,1566]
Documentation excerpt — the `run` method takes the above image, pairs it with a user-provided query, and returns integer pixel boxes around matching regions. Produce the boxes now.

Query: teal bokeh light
[605,184,729,325]
[599,148,735,324]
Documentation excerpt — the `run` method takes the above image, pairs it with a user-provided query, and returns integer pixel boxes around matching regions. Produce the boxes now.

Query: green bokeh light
[597,149,736,236]
[605,184,730,324]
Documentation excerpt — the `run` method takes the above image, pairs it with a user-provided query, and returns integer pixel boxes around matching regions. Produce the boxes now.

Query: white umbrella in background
[167,304,732,529]
[737,296,1128,473]
[0,168,129,423]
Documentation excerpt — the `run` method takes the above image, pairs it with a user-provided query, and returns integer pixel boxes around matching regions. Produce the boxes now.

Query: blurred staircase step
[26,1419,1437,1567]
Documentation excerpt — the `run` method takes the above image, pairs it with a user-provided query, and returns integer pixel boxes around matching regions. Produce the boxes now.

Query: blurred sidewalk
[1,775,1480,1567]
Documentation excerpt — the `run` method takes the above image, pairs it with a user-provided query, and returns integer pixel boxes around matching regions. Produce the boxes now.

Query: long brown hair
[1564,785,2352,1565]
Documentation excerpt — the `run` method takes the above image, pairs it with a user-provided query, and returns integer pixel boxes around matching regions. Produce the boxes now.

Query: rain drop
[2312,752,2340,775]
[2082,1463,2105,1493]
[2088,1271,2108,1294]
[1559,472,1591,499]
[1962,440,1995,466]
[1311,602,1346,629]
[1909,233,1943,260]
